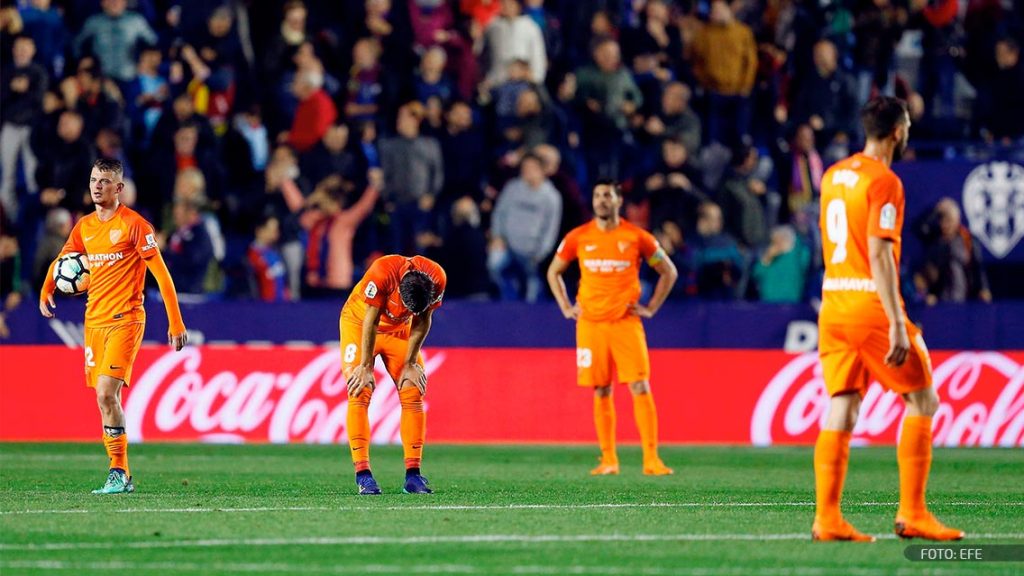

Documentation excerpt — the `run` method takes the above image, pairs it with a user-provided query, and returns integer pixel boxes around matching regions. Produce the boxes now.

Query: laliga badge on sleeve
[880,203,897,230]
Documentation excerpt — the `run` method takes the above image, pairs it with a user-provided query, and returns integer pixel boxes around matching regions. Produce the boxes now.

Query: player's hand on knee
[347,365,375,397]
[39,293,55,318]
[400,364,427,395]
[169,330,188,351]
[885,323,910,367]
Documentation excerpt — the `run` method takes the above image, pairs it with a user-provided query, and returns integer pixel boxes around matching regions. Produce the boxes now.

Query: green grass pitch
[1,443,1021,575]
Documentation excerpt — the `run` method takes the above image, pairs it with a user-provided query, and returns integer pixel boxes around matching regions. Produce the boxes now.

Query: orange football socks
[102,428,129,477]
[898,416,933,519]
[814,429,851,525]
[593,394,617,465]
[399,386,426,470]
[347,388,373,472]
[632,393,659,464]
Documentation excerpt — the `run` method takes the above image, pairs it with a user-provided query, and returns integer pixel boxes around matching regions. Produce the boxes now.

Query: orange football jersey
[57,205,161,328]
[555,220,661,322]
[342,255,447,334]
[819,153,906,325]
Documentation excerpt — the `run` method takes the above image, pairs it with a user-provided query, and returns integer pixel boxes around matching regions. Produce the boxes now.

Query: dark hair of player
[399,270,435,315]
[592,178,621,197]
[93,157,124,179]
[860,97,909,140]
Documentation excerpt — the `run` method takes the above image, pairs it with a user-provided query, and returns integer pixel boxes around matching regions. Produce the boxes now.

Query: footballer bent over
[341,255,446,494]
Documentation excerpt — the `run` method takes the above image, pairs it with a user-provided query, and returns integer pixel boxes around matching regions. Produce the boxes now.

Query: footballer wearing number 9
[39,158,188,494]
[813,97,963,542]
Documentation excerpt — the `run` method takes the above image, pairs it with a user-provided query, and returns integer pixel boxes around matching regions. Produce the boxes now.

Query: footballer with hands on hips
[39,158,188,494]
[547,179,679,477]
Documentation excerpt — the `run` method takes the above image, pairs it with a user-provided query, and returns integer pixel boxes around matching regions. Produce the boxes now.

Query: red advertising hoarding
[1,346,1021,446]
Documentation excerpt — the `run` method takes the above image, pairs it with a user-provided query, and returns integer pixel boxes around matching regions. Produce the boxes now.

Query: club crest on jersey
[879,203,897,230]
[617,241,632,253]
[365,281,378,299]
[109,229,122,244]
[962,161,1024,259]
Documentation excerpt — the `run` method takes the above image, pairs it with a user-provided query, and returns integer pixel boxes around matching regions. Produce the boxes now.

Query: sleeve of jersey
[866,173,904,241]
[639,230,663,265]
[131,216,161,260]
[361,259,394,308]
[427,264,447,311]
[41,221,87,298]
[554,229,578,262]
[145,251,187,334]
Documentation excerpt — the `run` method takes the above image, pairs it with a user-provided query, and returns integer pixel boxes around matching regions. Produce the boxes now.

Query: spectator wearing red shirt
[285,70,337,154]
[301,174,381,297]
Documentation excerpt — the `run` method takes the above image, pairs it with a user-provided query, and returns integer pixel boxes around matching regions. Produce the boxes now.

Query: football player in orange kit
[341,255,446,494]
[547,179,678,476]
[39,158,188,494]
[813,97,963,542]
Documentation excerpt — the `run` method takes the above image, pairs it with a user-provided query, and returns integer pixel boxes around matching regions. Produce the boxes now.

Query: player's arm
[868,236,909,367]
[546,255,579,320]
[634,248,678,319]
[347,304,382,397]
[867,174,909,367]
[398,308,433,394]
[144,250,188,351]
[39,221,86,318]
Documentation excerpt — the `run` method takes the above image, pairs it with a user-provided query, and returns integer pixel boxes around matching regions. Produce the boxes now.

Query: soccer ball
[53,252,90,295]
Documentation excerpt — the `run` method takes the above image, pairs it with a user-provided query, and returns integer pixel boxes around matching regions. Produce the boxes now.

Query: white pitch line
[2,501,1022,516]
[0,560,479,574]
[1,453,237,462]
[0,560,980,576]
[3,532,1024,552]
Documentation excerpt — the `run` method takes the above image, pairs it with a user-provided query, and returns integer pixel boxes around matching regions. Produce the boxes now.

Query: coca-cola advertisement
[2,345,1021,446]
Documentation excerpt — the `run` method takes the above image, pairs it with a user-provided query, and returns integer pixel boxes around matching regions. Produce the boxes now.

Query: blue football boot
[356,472,382,495]
[403,473,433,494]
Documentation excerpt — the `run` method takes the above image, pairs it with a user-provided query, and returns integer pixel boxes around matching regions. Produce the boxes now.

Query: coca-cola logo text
[751,352,1024,446]
[124,348,445,443]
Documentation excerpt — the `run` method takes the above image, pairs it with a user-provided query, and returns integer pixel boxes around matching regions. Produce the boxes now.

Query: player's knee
[825,393,861,431]
[905,388,939,416]
[348,389,373,409]
[594,385,612,398]
[95,390,118,411]
[825,410,859,432]
[399,386,423,411]
[628,381,651,395]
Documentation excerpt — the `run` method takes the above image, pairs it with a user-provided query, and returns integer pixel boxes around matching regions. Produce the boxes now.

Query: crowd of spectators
[1,0,1020,315]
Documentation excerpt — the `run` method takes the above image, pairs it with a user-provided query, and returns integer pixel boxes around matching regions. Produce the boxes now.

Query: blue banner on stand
[4,299,1021,350]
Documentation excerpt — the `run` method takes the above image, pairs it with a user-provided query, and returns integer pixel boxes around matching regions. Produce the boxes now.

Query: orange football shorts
[340,317,424,386]
[576,315,650,387]
[818,319,933,397]
[83,322,145,388]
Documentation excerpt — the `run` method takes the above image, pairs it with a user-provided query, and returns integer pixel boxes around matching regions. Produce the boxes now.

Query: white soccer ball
[53,252,91,295]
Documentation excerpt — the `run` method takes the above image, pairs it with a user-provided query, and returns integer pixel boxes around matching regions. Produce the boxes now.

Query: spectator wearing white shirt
[481,0,547,88]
